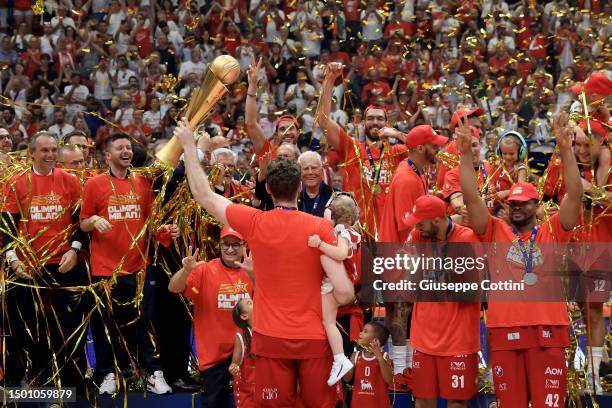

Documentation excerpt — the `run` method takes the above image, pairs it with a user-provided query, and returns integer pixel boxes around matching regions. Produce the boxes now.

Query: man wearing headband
[319,62,408,240]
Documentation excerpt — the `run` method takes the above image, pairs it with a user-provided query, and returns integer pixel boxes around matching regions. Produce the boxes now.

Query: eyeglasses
[221,241,244,250]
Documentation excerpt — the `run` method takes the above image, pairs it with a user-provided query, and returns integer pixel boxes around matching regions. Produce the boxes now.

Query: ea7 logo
[545,367,562,376]
[498,383,507,391]
[450,361,466,371]
[261,388,278,400]
[413,361,421,369]
[545,379,560,389]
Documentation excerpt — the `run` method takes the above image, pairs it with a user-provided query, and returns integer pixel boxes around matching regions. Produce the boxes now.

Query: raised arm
[174,117,231,225]
[244,56,267,154]
[457,114,489,235]
[318,62,344,150]
[553,113,583,231]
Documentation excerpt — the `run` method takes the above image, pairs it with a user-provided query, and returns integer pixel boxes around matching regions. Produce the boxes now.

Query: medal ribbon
[366,144,386,192]
[407,159,428,192]
[511,225,538,275]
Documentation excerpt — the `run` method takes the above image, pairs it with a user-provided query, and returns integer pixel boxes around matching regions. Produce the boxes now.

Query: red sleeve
[543,159,561,198]
[69,173,83,211]
[441,167,461,200]
[545,212,571,242]
[4,175,20,214]
[318,219,336,245]
[80,177,98,219]
[335,127,354,163]
[391,144,408,166]
[478,214,502,242]
[183,263,206,300]
[255,139,272,158]
[226,203,260,240]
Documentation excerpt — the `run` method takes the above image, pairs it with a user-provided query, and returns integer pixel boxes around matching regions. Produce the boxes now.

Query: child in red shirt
[343,322,393,407]
[308,193,361,386]
[491,131,528,211]
[230,299,255,408]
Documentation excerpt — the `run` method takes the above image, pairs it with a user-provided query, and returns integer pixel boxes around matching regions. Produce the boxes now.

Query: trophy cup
[155,55,241,168]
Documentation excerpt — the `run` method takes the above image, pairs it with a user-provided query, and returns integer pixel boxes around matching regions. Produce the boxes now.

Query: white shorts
[321,277,333,295]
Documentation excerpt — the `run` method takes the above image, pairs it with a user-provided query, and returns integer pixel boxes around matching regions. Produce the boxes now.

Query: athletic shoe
[388,370,410,392]
[99,373,117,395]
[585,371,603,395]
[147,370,173,394]
[327,356,354,386]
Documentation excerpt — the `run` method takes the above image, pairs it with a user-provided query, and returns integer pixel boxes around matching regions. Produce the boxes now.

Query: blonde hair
[329,193,360,226]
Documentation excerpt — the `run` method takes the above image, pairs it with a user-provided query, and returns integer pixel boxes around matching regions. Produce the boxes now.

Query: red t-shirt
[80,172,153,276]
[351,351,390,407]
[408,225,482,355]
[384,21,415,39]
[378,160,427,243]
[441,163,494,211]
[478,213,571,328]
[336,128,399,239]
[183,258,253,371]
[226,204,335,340]
[5,168,81,265]
[361,80,392,106]
[133,28,152,57]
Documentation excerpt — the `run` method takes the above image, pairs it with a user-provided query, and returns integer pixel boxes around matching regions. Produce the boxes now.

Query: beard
[366,125,380,141]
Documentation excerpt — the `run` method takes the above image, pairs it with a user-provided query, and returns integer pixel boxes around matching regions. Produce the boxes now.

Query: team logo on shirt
[450,361,466,371]
[363,166,390,185]
[494,366,504,377]
[545,379,560,389]
[261,388,278,400]
[359,379,374,394]
[506,244,544,268]
[108,193,142,220]
[217,280,251,309]
[30,192,65,221]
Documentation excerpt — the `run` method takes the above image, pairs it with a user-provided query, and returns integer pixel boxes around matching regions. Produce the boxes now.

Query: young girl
[343,322,393,407]
[308,193,361,386]
[229,299,255,408]
[491,131,528,205]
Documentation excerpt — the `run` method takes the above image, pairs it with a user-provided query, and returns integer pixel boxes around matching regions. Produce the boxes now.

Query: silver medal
[523,272,538,286]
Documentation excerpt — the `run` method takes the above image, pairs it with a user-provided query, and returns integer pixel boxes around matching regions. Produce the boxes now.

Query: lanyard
[431,218,453,260]
[511,225,538,274]
[479,162,489,195]
[366,144,386,186]
[407,159,428,192]
[274,205,298,211]
[300,182,323,215]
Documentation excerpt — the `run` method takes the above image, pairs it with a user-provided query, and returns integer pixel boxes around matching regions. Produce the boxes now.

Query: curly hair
[329,192,360,226]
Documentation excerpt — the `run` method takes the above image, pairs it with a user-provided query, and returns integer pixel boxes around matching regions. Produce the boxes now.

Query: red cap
[578,120,607,140]
[450,107,485,131]
[508,182,540,202]
[221,226,244,240]
[571,72,612,96]
[402,195,447,228]
[469,126,481,139]
[405,125,448,148]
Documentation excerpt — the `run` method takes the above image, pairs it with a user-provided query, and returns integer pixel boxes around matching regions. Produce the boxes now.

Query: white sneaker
[586,371,603,395]
[99,373,117,395]
[327,356,353,386]
[147,370,172,394]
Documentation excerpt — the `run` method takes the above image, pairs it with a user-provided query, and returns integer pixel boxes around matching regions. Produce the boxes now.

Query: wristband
[5,250,19,264]
[247,93,256,98]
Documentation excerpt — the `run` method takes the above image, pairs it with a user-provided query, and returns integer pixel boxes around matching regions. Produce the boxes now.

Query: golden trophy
[156,55,241,167]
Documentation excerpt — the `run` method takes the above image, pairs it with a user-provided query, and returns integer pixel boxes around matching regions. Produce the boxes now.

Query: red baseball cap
[405,125,448,148]
[469,126,481,139]
[402,195,447,228]
[578,120,607,140]
[450,107,485,131]
[508,182,540,202]
[221,226,244,240]
[571,72,612,96]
